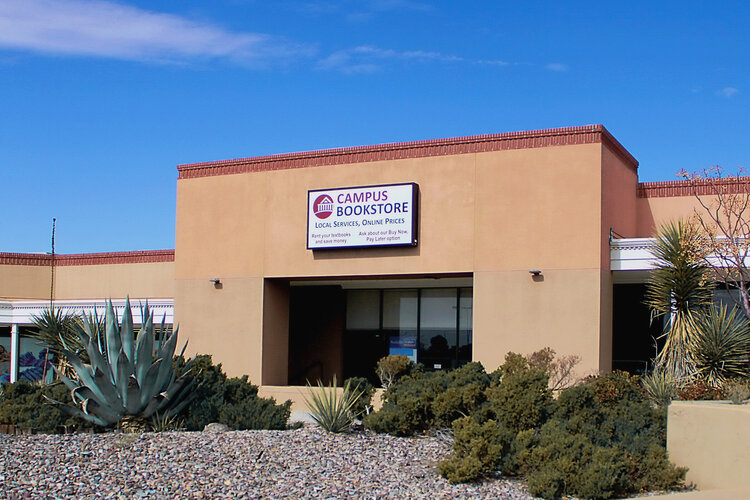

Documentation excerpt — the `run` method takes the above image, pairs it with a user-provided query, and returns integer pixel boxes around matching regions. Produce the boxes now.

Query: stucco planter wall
[667,400,750,490]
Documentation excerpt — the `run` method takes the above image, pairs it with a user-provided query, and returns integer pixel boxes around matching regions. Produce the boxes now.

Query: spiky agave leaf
[59,349,118,409]
[135,313,154,387]
[159,378,198,418]
[137,359,164,411]
[43,395,112,427]
[120,297,135,368]
[152,332,180,395]
[105,300,123,378]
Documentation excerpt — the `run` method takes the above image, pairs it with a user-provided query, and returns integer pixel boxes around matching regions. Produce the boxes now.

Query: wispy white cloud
[317,45,551,74]
[354,45,463,62]
[0,0,311,65]
[317,45,473,73]
[717,86,739,98]
[477,59,510,67]
[317,49,379,74]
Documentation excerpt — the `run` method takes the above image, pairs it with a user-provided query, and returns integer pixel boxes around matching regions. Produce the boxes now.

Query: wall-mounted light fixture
[529,270,542,277]
[210,278,222,288]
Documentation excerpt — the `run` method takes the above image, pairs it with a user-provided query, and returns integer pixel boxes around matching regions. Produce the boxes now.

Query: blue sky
[1,0,748,253]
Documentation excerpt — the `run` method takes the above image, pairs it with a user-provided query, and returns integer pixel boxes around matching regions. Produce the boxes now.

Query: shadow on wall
[312,246,421,260]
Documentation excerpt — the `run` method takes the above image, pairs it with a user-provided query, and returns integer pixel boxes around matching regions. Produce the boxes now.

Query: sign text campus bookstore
[307,183,418,249]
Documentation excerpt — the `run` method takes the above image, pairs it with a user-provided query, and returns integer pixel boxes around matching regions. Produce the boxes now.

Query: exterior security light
[210,278,221,285]
[529,270,542,276]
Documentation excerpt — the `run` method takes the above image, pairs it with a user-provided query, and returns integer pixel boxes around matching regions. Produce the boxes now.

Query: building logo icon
[313,194,334,219]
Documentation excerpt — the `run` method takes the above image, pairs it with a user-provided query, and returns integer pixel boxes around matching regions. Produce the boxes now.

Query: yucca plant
[29,308,85,378]
[645,220,715,380]
[692,304,750,386]
[303,376,365,433]
[45,298,197,428]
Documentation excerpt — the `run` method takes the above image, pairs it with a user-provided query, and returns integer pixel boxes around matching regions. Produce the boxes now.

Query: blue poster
[389,336,417,362]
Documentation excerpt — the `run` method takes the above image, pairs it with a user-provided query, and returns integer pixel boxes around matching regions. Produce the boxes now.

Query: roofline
[638,177,750,198]
[177,124,638,180]
[0,249,175,267]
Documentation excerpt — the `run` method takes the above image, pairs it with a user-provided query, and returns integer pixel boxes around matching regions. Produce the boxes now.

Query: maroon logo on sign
[313,194,334,219]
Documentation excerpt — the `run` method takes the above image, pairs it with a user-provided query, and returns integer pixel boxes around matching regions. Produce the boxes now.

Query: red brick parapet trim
[177,125,638,179]
[0,250,175,266]
[638,178,750,198]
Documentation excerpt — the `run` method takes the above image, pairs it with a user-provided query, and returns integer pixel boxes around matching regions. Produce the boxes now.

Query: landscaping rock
[202,423,230,433]
[0,426,538,499]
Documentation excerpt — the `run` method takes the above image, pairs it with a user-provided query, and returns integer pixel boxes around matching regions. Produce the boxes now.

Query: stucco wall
[636,196,704,236]
[0,265,50,300]
[667,401,750,491]
[54,262,174,300]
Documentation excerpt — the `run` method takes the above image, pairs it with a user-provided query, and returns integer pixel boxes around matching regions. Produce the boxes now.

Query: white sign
[307,183,418,249]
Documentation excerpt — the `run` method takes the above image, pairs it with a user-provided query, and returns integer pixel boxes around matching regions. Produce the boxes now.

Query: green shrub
[0,381,91,433]
[523,422,630,500]
[676,379,725,401]
[364,369,449,435]
[519,400,683,499]
[514,375,684,499]
[587,370,644,406]
[432,362,491,426]
[438,365,685,497]
[375,354,416,389]
[181,355,291,431]
[485,353,552,434]
[367,352,685,498]
[365,362,491,435]
[438,416,513,483]
[343,376,376,416]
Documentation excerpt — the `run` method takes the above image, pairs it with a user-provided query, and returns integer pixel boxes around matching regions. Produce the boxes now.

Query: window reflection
[344,286,473,378]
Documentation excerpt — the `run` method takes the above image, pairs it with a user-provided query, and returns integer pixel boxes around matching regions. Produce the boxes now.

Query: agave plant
[692,304,750,386]
[45,298,196,428]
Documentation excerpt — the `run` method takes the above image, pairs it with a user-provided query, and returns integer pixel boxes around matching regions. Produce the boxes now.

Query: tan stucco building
[0,125,729,395]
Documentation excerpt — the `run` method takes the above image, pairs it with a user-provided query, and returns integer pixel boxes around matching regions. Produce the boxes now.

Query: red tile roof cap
[177,124,638,179]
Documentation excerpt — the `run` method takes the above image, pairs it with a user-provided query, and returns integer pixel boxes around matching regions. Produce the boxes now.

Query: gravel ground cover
[0,426,538,499]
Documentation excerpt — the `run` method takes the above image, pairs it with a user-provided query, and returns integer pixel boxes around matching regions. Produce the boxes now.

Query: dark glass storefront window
[344,287,472,380]
[419,289,458,370]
